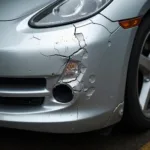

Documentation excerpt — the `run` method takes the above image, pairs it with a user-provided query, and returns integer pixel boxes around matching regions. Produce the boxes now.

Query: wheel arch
[142,9,150,21]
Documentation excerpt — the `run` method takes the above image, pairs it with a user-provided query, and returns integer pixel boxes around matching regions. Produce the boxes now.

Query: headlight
[29,0,113,28]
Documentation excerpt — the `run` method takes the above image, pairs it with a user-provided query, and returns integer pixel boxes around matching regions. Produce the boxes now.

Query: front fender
[101,0,150,21]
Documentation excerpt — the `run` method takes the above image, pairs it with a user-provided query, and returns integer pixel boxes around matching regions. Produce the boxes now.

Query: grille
[0,78,46,90]
[0,78,47,107]
[0,97,44,106]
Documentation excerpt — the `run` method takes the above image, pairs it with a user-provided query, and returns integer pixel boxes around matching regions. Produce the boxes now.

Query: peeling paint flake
[75,33,87,48]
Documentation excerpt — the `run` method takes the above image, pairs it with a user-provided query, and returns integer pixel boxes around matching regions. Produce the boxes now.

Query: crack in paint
[39,24,89,95]
[90,19,111,33]
[40,52,69,59]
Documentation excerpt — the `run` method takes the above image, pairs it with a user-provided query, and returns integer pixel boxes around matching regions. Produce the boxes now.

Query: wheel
[124,15,150,131]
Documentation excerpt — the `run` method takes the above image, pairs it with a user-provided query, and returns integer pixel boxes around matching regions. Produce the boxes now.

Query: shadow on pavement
[0,126,149,150]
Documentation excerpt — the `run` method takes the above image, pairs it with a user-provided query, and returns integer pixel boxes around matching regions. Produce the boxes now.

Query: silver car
[0,0,150,133]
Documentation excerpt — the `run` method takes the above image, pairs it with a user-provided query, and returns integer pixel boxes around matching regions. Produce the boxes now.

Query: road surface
[0,127,150,150]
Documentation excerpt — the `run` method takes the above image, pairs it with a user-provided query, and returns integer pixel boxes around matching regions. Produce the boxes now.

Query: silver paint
[0,0,149,133]
[89,75,96,84]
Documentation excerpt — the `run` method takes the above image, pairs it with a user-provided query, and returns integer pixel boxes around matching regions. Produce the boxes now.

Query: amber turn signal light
[119,17,142,29]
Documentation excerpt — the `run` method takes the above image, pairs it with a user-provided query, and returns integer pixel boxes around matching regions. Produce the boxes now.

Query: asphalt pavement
[0,126,150,150]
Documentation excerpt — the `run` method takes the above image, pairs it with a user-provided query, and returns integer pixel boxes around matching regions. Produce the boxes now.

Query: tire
[123,15,150,131]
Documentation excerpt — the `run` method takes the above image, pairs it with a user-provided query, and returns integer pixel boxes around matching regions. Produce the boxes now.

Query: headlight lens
[29,0,112,27]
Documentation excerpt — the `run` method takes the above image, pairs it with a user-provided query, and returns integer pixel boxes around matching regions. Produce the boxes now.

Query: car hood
[0,0,53,21]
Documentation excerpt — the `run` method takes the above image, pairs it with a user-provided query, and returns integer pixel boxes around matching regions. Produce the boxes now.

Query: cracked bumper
[0,14,137,133]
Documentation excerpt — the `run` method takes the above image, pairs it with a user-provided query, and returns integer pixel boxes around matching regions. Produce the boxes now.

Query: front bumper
[0,14,137,133]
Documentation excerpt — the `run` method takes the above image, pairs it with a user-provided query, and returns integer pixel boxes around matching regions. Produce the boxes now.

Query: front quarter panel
[101,0,150,21]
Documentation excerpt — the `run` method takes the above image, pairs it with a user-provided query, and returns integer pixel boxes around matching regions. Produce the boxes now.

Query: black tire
[123,15,150,131]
